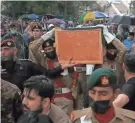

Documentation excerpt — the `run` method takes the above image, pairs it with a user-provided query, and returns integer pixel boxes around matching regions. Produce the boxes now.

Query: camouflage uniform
[1,79,23,123]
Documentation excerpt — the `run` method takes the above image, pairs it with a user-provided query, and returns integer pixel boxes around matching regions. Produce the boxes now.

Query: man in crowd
[113,52,135,111]
[1,38,75,91]
[22,75,71,123]
[71,68,135,123]
[1,79,22,123]
[124,32,135,52]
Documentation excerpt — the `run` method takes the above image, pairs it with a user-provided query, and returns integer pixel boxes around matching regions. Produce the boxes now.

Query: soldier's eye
[101,92,108,96]
[90,90,95,94]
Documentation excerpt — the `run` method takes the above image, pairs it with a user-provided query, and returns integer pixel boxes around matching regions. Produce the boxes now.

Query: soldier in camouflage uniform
[1,79,23,123]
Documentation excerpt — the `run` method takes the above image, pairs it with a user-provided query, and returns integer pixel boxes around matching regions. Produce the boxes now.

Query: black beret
[42,39,54,49]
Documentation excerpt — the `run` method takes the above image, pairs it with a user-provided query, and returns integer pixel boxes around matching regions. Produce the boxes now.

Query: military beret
[87,68,117,89]
[42,39,54,49]
[1,38,16,48]
[32,24,42,31]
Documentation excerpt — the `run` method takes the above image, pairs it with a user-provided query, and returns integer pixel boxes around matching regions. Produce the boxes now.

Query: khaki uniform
[1,79,22,123]
[71,106,135,123]
[49,103,72,123]
[95,39,127,85]
[29,39,74,115]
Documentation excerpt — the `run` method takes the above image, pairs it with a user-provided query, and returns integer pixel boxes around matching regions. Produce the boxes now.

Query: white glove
[41,28,55,41]
[97,24,115,44]
[86,64,95,75]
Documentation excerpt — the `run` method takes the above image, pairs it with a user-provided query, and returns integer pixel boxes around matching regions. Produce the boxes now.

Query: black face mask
[90,100,111,114]
[106,52,117,61]
[45,50,57,59]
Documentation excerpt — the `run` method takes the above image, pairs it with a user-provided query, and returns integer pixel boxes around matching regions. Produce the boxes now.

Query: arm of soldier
[111,38,127,63]
[113,84,135,108]
[30,61,75,78]
[28,45,39,64]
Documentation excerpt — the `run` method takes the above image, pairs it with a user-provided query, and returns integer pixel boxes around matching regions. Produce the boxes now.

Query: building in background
[97,0,131,17]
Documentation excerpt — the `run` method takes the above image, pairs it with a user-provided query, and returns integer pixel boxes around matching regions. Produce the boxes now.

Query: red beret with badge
[1,38,16,48]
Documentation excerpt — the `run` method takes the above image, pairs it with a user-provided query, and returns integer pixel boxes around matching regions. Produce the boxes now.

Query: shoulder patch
[121,109,135,120]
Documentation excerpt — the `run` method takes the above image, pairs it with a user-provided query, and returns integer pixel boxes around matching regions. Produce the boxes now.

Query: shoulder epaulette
[121,108,135,120]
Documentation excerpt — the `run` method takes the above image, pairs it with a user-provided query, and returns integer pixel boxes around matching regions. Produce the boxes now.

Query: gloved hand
[97,24,115,44]
[41,28,55,41]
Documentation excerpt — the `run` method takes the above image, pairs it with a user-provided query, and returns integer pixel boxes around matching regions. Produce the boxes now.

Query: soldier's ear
[103,47,107,57]
[13,48,18,55]
[42,97,50,108]
[114,88,120,99]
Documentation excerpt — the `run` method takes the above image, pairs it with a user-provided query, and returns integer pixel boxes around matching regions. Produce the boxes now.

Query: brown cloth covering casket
[55,28,103,64]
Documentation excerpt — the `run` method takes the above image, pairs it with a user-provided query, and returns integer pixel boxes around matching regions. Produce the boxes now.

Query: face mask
[127,37,131,40]
[90,100,111,114]
[45,50,56,59]
[106,52,117,61]
[10,30,17,35]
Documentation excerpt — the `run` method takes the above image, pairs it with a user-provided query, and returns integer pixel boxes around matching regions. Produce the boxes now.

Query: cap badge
[46,42,50,46]
[101,76,109,85]
[7,42,11,46]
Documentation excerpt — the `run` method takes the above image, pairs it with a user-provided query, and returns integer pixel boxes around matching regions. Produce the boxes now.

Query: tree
[1,1,104,20]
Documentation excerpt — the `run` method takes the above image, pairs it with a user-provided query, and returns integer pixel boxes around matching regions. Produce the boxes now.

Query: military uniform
[71,106,135,123]
[1,79,22,123]
[71,68,135,123]
[29,39,74,115]
[1,58,63,91]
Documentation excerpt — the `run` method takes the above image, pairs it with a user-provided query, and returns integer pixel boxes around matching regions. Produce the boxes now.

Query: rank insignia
[101,76,109,85]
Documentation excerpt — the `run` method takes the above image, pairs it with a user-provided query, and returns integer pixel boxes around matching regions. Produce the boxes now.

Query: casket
[55,28,103,64]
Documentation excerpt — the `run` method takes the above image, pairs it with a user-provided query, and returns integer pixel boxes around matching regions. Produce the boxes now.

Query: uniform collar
[15,57,21,65]
[84,106,125,121]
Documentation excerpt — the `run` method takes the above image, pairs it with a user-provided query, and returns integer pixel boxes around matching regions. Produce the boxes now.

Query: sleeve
[30,62,63,78]
[121,84,135,100]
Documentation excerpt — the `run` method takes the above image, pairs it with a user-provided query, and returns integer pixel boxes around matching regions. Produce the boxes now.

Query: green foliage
[1,1,104,20]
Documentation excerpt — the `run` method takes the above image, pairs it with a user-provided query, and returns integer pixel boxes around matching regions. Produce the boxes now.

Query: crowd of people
[1,16,135,123]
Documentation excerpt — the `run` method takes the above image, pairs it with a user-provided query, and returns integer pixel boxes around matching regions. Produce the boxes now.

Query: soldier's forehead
[23,88,38,96]
[91,86,112,91]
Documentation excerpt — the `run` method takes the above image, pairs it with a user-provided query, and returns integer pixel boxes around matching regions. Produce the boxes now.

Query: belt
[55,88,71,94]
[74,67,86,72]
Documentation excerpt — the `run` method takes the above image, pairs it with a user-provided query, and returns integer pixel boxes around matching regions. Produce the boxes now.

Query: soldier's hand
[61,58,77,70]
[97,24,115,44]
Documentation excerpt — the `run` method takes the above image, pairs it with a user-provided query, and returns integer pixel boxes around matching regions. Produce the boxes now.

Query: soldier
[1,38,75,91]
[1,79,22,123]
[70,68,135,123]
[31,39,74,115]
[22,75,72,123]
[2,23,26,59]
